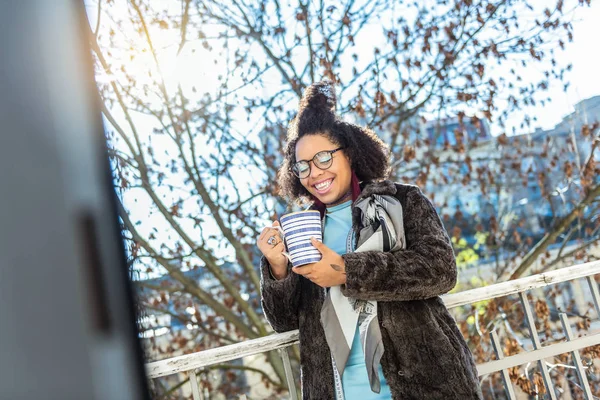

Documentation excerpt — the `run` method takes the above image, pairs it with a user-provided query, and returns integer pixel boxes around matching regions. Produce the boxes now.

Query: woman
[257,81,482,399]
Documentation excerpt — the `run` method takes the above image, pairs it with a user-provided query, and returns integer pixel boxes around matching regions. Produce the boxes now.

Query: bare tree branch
[508,184,600,280]
[177,0,192,55]
[94,0,103,38]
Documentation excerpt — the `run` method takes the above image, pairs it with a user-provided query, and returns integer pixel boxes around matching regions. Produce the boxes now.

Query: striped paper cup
[279,210,322,268]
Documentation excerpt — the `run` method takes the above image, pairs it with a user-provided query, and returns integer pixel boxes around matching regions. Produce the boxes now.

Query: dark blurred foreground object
[0,2,150,399]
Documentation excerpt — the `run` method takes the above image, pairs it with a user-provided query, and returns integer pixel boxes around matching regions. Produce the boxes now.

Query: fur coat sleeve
[341,185,457,301]
[260,256,302,332]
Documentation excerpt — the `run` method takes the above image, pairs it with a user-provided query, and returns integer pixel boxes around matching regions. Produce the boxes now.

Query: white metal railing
[146,260,600,400]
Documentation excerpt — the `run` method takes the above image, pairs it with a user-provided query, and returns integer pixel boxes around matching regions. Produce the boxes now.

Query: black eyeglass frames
[291,147,345,179]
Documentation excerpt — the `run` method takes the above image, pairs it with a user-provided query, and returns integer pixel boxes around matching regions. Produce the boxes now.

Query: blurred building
[389,97,600,260]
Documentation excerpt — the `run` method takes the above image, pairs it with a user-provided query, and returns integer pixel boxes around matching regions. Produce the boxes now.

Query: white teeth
[315,180,332,190]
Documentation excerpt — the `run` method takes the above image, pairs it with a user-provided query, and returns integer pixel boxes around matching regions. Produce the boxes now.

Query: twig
[177,0,192,55]
[94,0,103,38]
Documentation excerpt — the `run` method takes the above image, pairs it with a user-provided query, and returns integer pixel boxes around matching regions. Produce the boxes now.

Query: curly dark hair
[278,81,391,203]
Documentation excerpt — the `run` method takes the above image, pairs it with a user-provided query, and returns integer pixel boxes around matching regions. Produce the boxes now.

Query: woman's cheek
[302,181,313,194]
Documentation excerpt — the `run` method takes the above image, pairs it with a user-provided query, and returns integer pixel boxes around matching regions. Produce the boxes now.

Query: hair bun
[298,81,337,114]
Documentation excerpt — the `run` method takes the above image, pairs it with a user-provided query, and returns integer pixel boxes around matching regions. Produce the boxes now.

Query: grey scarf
[320,194,406,398]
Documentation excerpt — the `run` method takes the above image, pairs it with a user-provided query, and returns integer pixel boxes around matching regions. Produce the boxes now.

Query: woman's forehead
[295,134,336,159]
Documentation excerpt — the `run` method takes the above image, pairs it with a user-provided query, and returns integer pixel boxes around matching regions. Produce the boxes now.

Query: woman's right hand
[258,221,289,279]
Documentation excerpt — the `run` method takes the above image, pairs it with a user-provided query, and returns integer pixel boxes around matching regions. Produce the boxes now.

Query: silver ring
[267,236,277,246]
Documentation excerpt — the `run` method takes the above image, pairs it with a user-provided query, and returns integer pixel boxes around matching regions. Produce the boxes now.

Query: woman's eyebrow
[296,149,334,162]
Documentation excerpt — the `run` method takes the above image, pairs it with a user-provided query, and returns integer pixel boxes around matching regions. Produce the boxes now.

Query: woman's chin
[313,190,338,204]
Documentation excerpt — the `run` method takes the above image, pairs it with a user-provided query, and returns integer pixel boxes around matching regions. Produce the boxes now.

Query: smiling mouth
[313,178,334,193]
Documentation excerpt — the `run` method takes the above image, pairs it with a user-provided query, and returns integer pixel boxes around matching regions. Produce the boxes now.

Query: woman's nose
[309,163,324,180]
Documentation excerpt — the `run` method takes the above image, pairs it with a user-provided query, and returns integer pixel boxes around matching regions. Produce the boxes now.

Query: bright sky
[500,0,600,134]
[86,0,600,135]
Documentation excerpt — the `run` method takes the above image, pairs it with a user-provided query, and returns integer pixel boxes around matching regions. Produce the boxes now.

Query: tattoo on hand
[330,264,346,274]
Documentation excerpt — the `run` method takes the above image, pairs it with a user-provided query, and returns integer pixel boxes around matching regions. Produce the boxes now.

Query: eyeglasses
[292,147,345,179]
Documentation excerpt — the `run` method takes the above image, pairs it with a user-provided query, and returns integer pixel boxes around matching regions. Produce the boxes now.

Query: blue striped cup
[277,210,323,268]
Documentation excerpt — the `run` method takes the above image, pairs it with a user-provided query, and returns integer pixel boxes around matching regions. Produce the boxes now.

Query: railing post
[519,292,557,399]
[559,313,593,399]
[490,330,517,400]
[586,275,600,318]
[188,369,204,400]
[278,348,298,400]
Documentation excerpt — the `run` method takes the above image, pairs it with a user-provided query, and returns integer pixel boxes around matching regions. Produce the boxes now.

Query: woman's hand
[292,237,346,288]
[258,221,289,280]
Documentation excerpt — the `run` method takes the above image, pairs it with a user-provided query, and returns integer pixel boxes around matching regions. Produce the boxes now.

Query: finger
[259,227,272,241]
[262,239,282,255]
[310,236,327,253]
[260,228,279,243]
[272,233,285,247]
[267,241,284,253]
[292,264,312,276]
[271,223,284,238]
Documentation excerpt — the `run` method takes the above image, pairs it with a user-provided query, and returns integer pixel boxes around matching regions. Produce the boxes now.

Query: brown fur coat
[260,181,483,399]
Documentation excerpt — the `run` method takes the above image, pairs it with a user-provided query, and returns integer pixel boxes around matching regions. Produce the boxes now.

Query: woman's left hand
[292,237,347,288]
